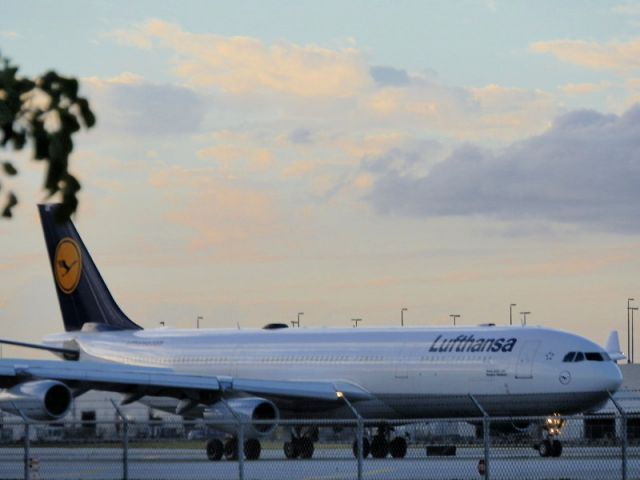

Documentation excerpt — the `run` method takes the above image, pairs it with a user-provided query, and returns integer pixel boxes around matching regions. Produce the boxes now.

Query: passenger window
[563,352,575,362]
[574,352,585,362]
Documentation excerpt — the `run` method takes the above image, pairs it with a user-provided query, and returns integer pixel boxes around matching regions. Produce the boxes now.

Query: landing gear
[205,437,262,461]
[284,441,297,459]
[352,437,370,458]
[537,439,562,458]
[389,436,408,458]
[351,425,407,459]
[535,414,565,458]
[206,438,223,461]
[244,438,261,460]
[552,440,562,457]
[224,438,238,460]
[370,434,389,458]
[283,430,316,459]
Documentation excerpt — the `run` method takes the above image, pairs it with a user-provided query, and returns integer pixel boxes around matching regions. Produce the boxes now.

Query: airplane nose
[605,363,624,392]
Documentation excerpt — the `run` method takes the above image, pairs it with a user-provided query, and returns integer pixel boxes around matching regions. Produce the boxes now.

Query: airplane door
[515,341,540,379]
[394,344,408,379]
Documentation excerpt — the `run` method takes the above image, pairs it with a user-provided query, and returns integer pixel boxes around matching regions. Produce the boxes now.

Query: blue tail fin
[38,204,142,332]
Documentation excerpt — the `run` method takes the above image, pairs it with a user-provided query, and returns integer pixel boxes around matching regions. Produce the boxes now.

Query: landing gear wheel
[206,438,223,461]
[389,437,407,458]
[538,439,551,457]
[551,440,562,457]
[244,438,261,460]
[224,438,238,460]
[370,436,389,458]
[284,441,298,459]
[298,437,314,459]
[352,437,371,458]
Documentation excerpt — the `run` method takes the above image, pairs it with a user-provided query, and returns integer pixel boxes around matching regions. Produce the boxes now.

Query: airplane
[0,203,624,460]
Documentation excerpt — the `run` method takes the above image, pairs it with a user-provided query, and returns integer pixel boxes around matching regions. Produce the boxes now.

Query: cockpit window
[585,352,604,361]
[562,351,611,362]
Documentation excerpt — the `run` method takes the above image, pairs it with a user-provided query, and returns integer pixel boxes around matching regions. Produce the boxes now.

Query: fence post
[609,392,627,480]
[469,395,490,480]
[219,398,244,480]
[13,405,30,480]
[237,416,245,480]
[23,419,30,480]
[111,400,129,480]
[337,391,363,480]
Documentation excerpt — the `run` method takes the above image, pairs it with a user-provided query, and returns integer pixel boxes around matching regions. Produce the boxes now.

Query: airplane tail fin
[38,204,142,332]
[605,330,625,362]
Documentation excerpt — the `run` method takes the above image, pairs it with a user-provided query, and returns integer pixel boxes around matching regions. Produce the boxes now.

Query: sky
[1,1,640,358]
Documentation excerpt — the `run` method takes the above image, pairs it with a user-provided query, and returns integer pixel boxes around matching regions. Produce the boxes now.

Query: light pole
[352,318,362,328]
[159,321,165,327]
[197,316,203,329]
[401,308,408,327]
[510,304,516,326]
[629,298,635,364]
[632,307,639,363]
[292,312,303,328]
[520,311,530,326]
[450,314,460,326]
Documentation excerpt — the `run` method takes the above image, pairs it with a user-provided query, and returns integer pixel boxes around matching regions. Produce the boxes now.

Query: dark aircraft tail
[38,204,142,332]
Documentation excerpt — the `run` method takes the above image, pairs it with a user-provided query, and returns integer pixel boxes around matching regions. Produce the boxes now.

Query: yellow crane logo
[54,238,82,294]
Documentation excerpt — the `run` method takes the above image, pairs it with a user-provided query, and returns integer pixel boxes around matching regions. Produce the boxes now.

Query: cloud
[282,160,318,178]
[197,144,274,172]
[613,3,640,16]
[559,83,606,95]
[530,39,640,71]
[148,166,279,250]
[370,66,410,87]
[109,19,371,98]
[505,250,633,278]
[105,20,567,144]
[363,77,556,141]
[83,74,206,135]
[288,128,313,145]
[365,104,640,233]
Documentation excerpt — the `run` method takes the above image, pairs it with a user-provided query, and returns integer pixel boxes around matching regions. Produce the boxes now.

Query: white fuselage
[45,325,622,419]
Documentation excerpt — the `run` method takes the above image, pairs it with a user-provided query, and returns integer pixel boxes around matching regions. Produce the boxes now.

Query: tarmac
[0,445,636,479]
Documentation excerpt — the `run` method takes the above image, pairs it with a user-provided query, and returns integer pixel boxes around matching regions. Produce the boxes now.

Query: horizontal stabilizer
[0,339,79,361]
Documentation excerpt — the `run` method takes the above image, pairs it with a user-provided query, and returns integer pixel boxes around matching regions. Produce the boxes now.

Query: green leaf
[11,131,25,150]
[0,101,13,126]
[61,78,78,99]
[33,122,48,159]
[1,191,17,218]
[59,110,80,134]
[2,161,17,175]
[77,98,96,128]
[0,58,94,220]
[44,159,65,193]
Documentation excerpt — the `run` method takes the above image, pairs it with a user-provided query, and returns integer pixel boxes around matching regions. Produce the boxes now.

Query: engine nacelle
[0,380,73,421]
[204,397,279,438]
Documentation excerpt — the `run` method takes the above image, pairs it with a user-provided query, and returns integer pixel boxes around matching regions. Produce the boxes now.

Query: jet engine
[204,397,279,438]
[0,380,73,421]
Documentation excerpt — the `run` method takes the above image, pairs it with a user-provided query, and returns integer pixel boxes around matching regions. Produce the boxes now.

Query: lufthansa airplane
[0,204,624,460]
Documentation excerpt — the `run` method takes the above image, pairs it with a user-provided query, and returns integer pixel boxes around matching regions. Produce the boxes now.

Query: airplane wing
[0,358,371,409]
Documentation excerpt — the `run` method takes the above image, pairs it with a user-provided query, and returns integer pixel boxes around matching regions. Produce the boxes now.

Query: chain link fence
[1,398,640,479]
